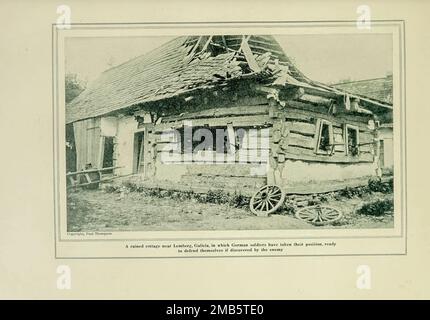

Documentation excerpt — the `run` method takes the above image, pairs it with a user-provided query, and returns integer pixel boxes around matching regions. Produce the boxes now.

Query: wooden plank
[285,146,374,163]
[154,115,272,133]
[67,173,134,189]
[359,144,374,153]
[298,94,333,106]
[187,35,203,58]
[286,121,316,136]
[334,133,344,144]
[360,132,375,144]
[333,126,343,135]
[288,132,315,149]
[334,145,346,153]
[333,133,345,152]
[240,35,261,72]
[283,102,373,130]
[162,105,269,123]
[66,166,122,176]
[201,35,213,52]
[284,109,313,122]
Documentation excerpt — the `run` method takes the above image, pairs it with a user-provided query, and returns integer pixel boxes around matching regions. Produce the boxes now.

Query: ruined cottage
[66,35,393,195]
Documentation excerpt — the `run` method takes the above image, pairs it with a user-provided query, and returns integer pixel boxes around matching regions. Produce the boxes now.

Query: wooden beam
[66,166,122,176]
[161,105,269,123]
[201,35,213,53]
[221,35,228,50]
[285,146,374,163]
[187,36,203,59]
[154,115,272,133]
[239,35,261,72]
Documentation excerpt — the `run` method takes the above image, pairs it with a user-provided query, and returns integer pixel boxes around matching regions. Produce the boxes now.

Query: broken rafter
[238,35,252,51]
[201,35,214,53]
[187,36,203,59]
[239,35,261,73]
[221,35,228,51]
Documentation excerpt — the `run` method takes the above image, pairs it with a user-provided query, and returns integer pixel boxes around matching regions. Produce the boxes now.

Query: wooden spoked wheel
[295,205,343,226]
[249,185,286,216]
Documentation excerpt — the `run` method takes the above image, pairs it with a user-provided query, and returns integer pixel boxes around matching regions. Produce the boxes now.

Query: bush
[148,187,163,197]
[104,179,250,208]
[368,177,393,193]
[206,189,229,204]
[229,192,249,208]
[318,194,329,203]
[339,186,368,199]
[356,198,394,216]
[121,180,140,192]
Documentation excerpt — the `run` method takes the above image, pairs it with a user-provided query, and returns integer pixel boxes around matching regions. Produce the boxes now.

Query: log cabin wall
[269,100,378,192]
[140,97,273,194]
[134,93,379,194]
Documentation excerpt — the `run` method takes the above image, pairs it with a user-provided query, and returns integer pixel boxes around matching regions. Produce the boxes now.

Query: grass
[67,177,395,231]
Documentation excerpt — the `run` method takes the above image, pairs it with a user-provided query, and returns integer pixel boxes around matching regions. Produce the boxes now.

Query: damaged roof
[66,35,305,123]
[66,35,392,124]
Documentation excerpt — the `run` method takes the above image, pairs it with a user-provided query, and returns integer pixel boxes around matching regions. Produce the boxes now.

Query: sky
[65,33,392,85]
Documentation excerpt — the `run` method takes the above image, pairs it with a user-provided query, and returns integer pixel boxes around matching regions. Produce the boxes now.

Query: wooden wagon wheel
[249,185,286,216]
[295,205,343,226]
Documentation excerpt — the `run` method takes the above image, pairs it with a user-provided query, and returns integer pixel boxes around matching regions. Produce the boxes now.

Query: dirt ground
[67,188,394,232]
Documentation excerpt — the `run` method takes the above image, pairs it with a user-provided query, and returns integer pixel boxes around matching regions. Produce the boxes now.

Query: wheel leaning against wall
[249,185,286,217]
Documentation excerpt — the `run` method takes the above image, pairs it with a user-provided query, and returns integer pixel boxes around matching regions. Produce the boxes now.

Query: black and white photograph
[64,31,396,233]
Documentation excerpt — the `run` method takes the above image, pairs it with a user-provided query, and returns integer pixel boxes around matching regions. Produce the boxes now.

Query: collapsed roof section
[66,35,393,124]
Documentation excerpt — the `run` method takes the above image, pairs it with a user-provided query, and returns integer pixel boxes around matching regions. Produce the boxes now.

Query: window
[177,126,246,154]
[345,124,360,156]
[315,119,334,154]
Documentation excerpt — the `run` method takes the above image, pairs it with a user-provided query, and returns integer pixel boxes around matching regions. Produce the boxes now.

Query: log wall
[268,101,378,189]
[145,101,272,193]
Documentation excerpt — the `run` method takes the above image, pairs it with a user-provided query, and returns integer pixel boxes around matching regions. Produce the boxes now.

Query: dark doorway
[133,132,145,174]
[102,137,114,173]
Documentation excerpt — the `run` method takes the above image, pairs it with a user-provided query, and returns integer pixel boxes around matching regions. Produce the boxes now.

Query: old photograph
[64,32,395,233]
